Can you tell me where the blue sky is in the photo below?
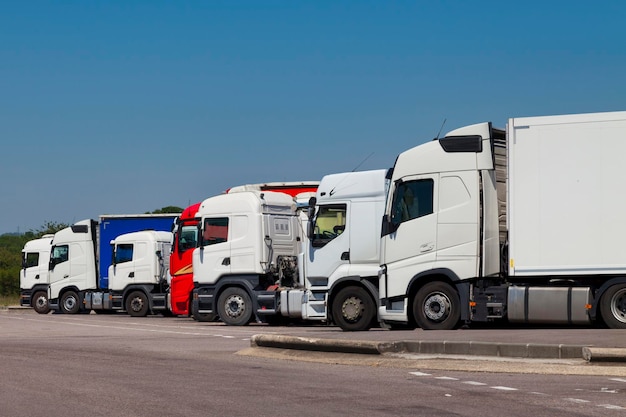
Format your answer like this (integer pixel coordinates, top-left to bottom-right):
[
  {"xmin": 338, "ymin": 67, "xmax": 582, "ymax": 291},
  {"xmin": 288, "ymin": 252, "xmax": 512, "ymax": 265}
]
[{"xmin": 1, "ymin": 1, "xmax": 625, "ymax": 234}]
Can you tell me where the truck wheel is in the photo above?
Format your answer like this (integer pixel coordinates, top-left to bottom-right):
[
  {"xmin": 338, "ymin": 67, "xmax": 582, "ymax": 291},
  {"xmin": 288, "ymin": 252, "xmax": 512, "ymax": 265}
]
[
  {"xmin": 190, "ymin": 300, "xmax": 217, "ymax": 322},
  {"xmin": 126, "ymin": 291, "xmax": 149, "ymax": 317},
  {"xmin": 413, "ymin": 282, "xmax": 460, "ymax": 330},
  {"xmin": 599, "ymin": 284, "xmax": 626, "ymax": 329},
  {"xmin": 32, "ymin": 291, "xmax": 50, "ymax": 314},
  {"xmin": 60, "ymin": 291, "xmax": 80, "ymax": 314},
  {"xmin": 332, "ymin": 286, "xmax": 375, "ymax": 331},
  {"xmin": 217, "ymin": 287, "xmax": 252, "ymax": 326}
]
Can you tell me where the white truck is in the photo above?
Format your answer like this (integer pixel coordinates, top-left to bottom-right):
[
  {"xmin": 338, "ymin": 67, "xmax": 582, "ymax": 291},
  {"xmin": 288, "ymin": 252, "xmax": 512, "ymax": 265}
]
[
  {"xmin": 191, "ymin": 169, "xmax": 387, "ymax": 330},
  {"xmin": 378, "ymin": 110, "xmax": 626, "ymax": 330},
  {"xmin": 48, "ymin": 215, "xmax": 177, "ymax": 316},
  {"xmin": 19, "ymin": 234, "xmax": 54, "ymax": 314}
]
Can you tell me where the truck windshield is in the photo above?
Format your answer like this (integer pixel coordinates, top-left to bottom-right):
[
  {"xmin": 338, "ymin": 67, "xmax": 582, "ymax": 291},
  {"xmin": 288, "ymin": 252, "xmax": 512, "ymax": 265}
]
[
  {"xmin": 311, "ymin": 204, "xmax": 346, "ymax": 247},
  {"xmin": 178, "ymin": 225, "xmax": 199, "ymax": 252}
]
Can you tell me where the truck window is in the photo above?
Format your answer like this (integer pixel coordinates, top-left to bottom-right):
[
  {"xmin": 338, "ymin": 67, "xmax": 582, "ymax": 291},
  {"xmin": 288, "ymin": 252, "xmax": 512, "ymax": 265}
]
[
  {"xmin": 392, "ymin": 179, "xmax": 434, "ymax": 223},
  {"xmin": 24, "ymin": 252, "xmax": 39, "ymax": 268},
  {"xmin": 202, "ymin": 218, "xmax": 229, "ymax": 246},
  {"xmin": 178, "ymin": 225, "xmax": 198, "ymax": 251},
  {"xmin": 311, "ymin": 204, "xmax": 346, "ymax": 247},
  {"xmin": 51, "ymin": 245, "xmax": 69, "ymax": 264},
  {"xmin": 115, "ymin": 244, "xmax": 133, "ymax": 264}
]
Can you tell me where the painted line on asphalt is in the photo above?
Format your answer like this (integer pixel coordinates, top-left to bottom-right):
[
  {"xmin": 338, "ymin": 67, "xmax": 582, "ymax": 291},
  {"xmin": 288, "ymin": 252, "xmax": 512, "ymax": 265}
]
[
  {"xmin": 462, "ymin": 381, "xmax": 487, "ymax": 386},
  {"xmin": 409, "ymin": 371, "xmax": 625, "ymax": 410},
  {"xmin": 565, "ymin": 398, "xmax": 590, "ymax": 403},
  {"xmin": 598, "ymin": 404, "xmax": 625, "ymax": 410},
  {"xmin": 4, "ymin": 315, "xmax": 240, "ymax": 339},
  {"xmin": 490, "ymin": 386, "xmax": 518, "ymax": 391}
]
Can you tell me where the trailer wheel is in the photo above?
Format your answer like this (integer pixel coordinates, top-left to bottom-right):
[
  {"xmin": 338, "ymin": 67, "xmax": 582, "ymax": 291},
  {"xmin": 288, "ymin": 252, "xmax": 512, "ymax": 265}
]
[
  {"xmin": 332, "ymin": 286, "xmax": 375, "ymax": 331},
  {"xmin": 126, "ymin": 291, "xmax": 149, "ymax": 317},
  {"xmin": 413, "ymin": 282, "xmax": 460, "ymax": 330},
  {"xmin": 217, "ymin": 287, "xmax": 252, "ymax": 326},
  {"xmin": 60, "ymin": 291, "xmax": 80, "ymax": 314},
  {"xmin": 32, "ymin": 291, "xmax": 50, "ymax": 314},
  {"xmin": 599, "ymin": 284, "xmax": 626, "ymax": 329}
]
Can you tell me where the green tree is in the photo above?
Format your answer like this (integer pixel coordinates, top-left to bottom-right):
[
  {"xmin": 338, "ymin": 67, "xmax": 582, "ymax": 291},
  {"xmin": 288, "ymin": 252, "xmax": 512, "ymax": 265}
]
[{"xmin": 147, "ymin": 206, "xmax": 183, "ymax": 214}]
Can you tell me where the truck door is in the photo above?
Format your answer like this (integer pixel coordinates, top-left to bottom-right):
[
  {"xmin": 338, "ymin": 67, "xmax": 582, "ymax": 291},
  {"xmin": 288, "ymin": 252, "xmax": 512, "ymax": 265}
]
[
  {"xmin": 196, "ymin": 217, "xmax": 231, "ymax": 284},
  {"xmin": 382, "ymin": 176, "xmax": 438, "ymax": 298},
  {"xmin": 109, "ymin": 243, "xmax": 135, "ymax": 290},
  {"xmin": 22, "ymin": 250, "xmax": 46, "ymax": 290},
  {"xmin": 305, "ymin": 203, "xmax": 349, "ymax": 284},
  {"xmin": 49, "ymin": 244, "xmax": 70, "ymax": 285}
]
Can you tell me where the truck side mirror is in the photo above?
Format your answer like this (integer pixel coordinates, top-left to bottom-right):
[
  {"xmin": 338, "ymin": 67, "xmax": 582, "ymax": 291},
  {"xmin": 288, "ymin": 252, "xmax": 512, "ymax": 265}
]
[
  {"xmin": 307, "ymin": 197, "xmax": 317, "ymax": 219},
  {"xmin": 307, "ymin": 218, "xmax": 315, "ymax": 240},
  {"xmin": 381, "ymin": 214, "xmax": 399, "ymax": 237}
]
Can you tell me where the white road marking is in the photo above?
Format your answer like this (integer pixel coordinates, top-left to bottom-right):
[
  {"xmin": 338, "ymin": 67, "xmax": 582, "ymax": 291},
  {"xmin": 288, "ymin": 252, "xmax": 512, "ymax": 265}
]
[
  {"xmin": 565, "ymin": 398, "xmax": 590, "ymax": 403},
  {"xmin": 409, "ymin": 372, "xmax": 431, "ymax": 376},
  {"xmin": 490, "ymin": 386, "xmax": 518, "ymax": 391},
  {"xmin": 598, "ymin": 404, "xmax": 625, "ymax": 410},
  {"xmin": 609, "ymin": 378, "xmax": 626, "ymax": 383},
  {"xmin": 463, "ymin": 381, "xmax": 487, "ymax": 386},
  {"xmin": 435, "ymin": 376, "xmax": 459, "ymax": 381}
]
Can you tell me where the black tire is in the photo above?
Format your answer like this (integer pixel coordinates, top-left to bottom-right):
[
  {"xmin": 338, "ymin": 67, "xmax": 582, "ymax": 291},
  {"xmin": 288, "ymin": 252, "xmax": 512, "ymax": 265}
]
[
  {"xmin": 413, "ymin": 281, "xmax": 460, "ymax": 330},
  {"xmin": 331, "ymin": 286, "xmax": 376, "ymax": 331},
  {"xmin": 32, "ymin": 291, "xmax": 50, "ymax": 314},
  {"xmin": 60, "ymin": 291, "xmax": 81, "ymax": 315},
  {"xmin": 190, "ymin": 299, "xmax": 217, "ymax": 322},
  {"xmin": 125, "ymin": 291, "xmax": 149, "ymax": 317},
  {"xmin": 217, "ymin": 287, "xmax": 252, "ymax": 326},
  {"xmin": 599, "ymin": 284, "xmax": 626, "ymax": 329}
]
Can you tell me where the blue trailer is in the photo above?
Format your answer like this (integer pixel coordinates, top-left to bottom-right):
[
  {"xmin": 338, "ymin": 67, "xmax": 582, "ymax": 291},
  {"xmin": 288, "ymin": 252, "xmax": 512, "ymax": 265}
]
[
  {"xmin": 98, "ymin": 215, "xmax": 178, "ymax": 288},
  {"xmin": 47, "ymin": 213, "xmax": 180, "ymax": 315}
]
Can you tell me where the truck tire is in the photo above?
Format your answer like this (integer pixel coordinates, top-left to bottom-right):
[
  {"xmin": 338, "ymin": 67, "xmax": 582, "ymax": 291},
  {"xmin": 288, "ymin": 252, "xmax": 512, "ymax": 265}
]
[
  {"xmin": 60, "ymin": 291, "xmax": 80, "ymax": 314},
  {"xmin": 413, "ymin": 282, "xmax": 460, "ymax": 330},
  {"xmin": 599, "ymin": 284, "xmax": 626, "ymax": 329},
  {"xmin": 217, "ymin": 287, "xmax": 252, "ymax": 326},
  {"xmin": 125, "ymin": 291, "xmax": 149, "ymax": 317},
  {"xmin": 332, "ymin": 286, "xmax": 375, "ymax": 331},
  {"xmin": 32, "ymin": 290, "xmax": 50, "ymax": 314}
]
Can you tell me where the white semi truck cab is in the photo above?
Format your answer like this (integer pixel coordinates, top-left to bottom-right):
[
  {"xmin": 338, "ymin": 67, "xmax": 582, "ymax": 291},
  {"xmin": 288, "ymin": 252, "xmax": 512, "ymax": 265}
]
[
  {"xmin": 379, "ymin": 110, "xmax": 626, "ymax": 329},
  {"xmin": 19, "ymin": 234, "xmax": 54, "ymax": 314},
  {"xmin": 192, "ymin": 170, "xmax": 388, "ymax": 330}
]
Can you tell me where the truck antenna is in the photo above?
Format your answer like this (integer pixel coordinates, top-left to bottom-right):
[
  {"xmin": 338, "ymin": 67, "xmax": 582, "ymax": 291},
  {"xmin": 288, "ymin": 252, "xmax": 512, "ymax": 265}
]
[
  {"xmin": 434, "ymin": 118, "xmax": 447, "ymax": 140},
  {"xmin": 329, "ymin": 152, "xmax": 375, "ymax": 196},
  {"xmin": 351, "ymin": 152, "xmax": 374, "ymax": 172}
]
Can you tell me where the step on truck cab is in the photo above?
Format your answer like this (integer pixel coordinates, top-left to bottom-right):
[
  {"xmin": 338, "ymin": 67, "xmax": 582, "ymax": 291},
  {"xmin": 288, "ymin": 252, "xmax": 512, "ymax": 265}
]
[
  {"xmin": 19, "ymin": 234, "xmax": 54, "ymax": 314},
  {"xmin": 378, "ymin": 110, "xmax": 626, "ymax": 330}
]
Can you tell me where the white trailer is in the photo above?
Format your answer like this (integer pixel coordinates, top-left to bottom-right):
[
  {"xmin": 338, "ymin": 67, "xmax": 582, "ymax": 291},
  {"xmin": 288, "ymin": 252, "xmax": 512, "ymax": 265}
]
[
  {"xmin": 19, "ymin": 234, "xmax": 54, "ymax": 314},
  {"xmin": 378, "ymin": 110, "xmax": 626, "ymax": 329},
  {"xmin": 192, "ymin": 170, "xmax": 388, "ymax": 330}
]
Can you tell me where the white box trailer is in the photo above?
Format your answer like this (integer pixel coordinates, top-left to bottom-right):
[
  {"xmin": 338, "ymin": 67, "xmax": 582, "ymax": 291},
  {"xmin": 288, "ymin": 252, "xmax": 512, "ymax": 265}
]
[{"xmin": 378, "ymin": 110, "xmax": 626, "ymax": 329}]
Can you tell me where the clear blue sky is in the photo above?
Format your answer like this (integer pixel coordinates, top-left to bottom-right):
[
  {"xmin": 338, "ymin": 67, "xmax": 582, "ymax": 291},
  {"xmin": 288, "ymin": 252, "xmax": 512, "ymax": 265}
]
[{"xmin": 1, "ymin": 1, "xmax": 624, "ymax": 234}]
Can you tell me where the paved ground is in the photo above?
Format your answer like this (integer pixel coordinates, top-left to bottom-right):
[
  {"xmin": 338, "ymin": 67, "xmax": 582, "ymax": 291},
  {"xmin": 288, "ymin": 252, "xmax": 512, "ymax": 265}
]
[{"xmin": 4, "ymin": 306, "xmax": 626, "ymax": 362}]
